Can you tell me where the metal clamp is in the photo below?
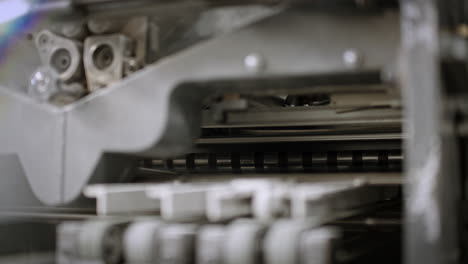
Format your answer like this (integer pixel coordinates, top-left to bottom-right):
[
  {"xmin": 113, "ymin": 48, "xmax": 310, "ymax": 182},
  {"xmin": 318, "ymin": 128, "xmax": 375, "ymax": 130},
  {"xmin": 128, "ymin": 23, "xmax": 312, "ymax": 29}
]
[
  {"xmin": 84, "ymin": 34, "xmax": 134, "ymax": 91},
  {"xmin": 34, "ymin": 30, "xmax": 83, "ymax": 83}
]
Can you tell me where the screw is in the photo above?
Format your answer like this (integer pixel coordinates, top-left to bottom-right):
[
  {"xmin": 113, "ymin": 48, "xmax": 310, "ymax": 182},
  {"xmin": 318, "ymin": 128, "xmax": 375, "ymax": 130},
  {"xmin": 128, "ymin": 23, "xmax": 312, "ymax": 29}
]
[
  {"xmin": 244, "ymin": 53, "xmax": 266, "ymax": 73},
  {"xmin": 343, "ymin": 49, "xmax": 364, "ymax": 69},
  {"xmin": 38, "ymin": 34, "xmax": 49, "ymax": 46}
]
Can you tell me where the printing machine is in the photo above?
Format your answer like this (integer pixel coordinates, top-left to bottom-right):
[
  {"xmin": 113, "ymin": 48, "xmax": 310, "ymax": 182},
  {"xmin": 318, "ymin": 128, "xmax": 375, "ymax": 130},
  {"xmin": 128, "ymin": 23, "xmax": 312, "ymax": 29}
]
[{"xmin": 0, "ymin": 0, "xmax": 466, "ymax": 263}]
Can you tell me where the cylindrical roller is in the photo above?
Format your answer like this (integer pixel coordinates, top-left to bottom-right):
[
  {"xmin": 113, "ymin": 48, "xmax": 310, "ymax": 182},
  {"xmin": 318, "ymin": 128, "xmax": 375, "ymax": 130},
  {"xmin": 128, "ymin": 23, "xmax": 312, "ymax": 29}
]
[
  {"xmin": 194, "ymin": 153, "xmax": 210, "ymax": 171},
  {"xmin": 196, "ymin": 225, "xmax": 227, "ymax": 264},
  {"xmin": 240, "ymin": 153, "xmax": 256, "ymax": 172},
  {"xmin": 263, "ymin": 152, "xmax": 279, "ymax": 171},
  {"xmin": 336, "ymin": 151, "xmax": 353, "ymax": 170},
  {"xmin": 217, "ymin": 152, "xmax": 233, "ymax": 173},
  {"xmin": 159, "ymin": 224, "xmax": 198, "ymax": 264},
  {"xmin": 288, "ymin": 152, "xmax": 303, "ymax": 172},
  {"xmin": 298, "ymin": 227, "xmax": 340, "ymax": 264},
  {"xmin": 123, "ymin": 218, "xmax": 165, "ymax": 264},
  {"xmin": 362, "ymin": 151, "xmax": 379, "ymax": 170},
  {"xmin": 77, "ymin": 219, "xmax": 128, "ymax": 264},
  {"xmin": 264, "ymin": 220, "xmax": 315, "ymax": 264},
  {"xmin": 387, "ymin": 150, "xmax": 403, "ymax": 170},
  {"xmin": 224, "ymin": 219, "xmax": 267, "ymax": 264},
  {"xmin": 311, "ymin": 153, "xmax": 328, "ymax": 170},
  {"xmin": 173, "ymin": 158, "xmax": 187, "ymax": 171},
  {"xmin": 57, "ymin": 221, "xmax": 82, "ymax": 264}
]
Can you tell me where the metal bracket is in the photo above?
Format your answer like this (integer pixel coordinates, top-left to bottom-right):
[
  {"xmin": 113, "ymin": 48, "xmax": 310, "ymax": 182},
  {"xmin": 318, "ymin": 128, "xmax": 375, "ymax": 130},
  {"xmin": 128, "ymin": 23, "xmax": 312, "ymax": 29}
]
[{"xmin": 0, "ymin": 10, "xmax": 400, "ymax": 205}]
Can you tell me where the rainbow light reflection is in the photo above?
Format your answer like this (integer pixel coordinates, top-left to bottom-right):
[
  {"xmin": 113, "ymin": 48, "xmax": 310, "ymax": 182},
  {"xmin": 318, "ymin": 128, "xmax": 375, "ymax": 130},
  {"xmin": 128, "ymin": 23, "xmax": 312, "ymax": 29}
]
[{"xmin": 0, "ymin": 0, "xmax": 43, "ymax": 63}]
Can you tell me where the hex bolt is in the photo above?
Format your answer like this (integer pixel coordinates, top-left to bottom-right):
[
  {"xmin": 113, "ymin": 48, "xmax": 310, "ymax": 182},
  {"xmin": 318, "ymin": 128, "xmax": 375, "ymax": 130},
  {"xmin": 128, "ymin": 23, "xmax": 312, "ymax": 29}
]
[
  {"xmin": 342, "ymin": 49, "xmax": 364, "ymax": 69},
  {"xmin": 244, "ymin": 53, "xmax": 266, "ymax": 73}
]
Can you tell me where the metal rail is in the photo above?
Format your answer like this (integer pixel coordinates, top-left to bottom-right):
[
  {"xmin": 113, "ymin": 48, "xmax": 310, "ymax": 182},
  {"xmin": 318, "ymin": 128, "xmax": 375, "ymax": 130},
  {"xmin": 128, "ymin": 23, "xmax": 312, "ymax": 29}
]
[{"xmin": 145, "ymin": 149, "xmax": 403, "ymax": 174}]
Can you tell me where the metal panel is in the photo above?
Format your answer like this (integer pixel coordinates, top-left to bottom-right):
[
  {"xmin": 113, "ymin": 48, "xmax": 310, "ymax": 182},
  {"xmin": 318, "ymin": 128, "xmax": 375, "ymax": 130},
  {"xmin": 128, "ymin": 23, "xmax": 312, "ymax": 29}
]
[
  {"xmin": 401, "ymin": 0, "xmax": 461, "ymax": 263},
  {"xmin": 0, "ymin": 89, "xmax": 64, "ymax": 204},
  {"xmin": 0, "ymin": 10, "xmax": 400, "ymax": 204}
]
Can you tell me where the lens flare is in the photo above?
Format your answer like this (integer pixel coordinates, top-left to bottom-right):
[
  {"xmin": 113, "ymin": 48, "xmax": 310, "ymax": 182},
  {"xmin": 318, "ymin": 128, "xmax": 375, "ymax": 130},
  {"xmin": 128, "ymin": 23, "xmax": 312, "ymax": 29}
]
[
  {"xmin": 0, "ymin": 0, "xmax": 42, "ymax": 63},
  {"xmin": 0, "ymin": 0, "xmax": 31, "ymax": 24}
]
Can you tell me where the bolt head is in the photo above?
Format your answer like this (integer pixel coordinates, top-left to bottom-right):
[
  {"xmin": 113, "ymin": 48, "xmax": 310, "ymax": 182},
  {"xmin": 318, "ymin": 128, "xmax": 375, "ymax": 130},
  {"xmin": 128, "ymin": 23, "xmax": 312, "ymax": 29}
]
[
  {"xmin": 244, "ymin": 53, "xmax": 266, "ymax": 73},
  {"xmin": 38, "ymin": 34, "xmax": 49, "ymax": 46}
]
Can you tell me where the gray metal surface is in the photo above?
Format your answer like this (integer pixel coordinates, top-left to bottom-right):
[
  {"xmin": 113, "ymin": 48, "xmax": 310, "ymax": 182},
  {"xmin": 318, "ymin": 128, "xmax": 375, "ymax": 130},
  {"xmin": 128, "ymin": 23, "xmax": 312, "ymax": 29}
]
[
  {"xmin": 0, "ymin": 155, "xmax": 42, "ymax": 209},
  {"xmin": 196, "ymin": 133, "xmax": 402, "ymax": 143},
  {"xmin": 84, "ymin": 184, "xmax": 160, "ymax": 215},
  {"xmin": 81, "ymin": 178, "xmax": 398, "ymax": 223},
  {"xmin": 401, "ymin": 0, "xmax": 461, "ymax": 264},
  {"xmin": 0, "ymin": 253, "xmax": 55, "ymax": 264},
  {"xmin": 201, "ymin": 106, "xmax": 401, "ymax": 128},
  {"xmin": 0, "ymin": 10, "xmax": 400, "ymax": 205}
]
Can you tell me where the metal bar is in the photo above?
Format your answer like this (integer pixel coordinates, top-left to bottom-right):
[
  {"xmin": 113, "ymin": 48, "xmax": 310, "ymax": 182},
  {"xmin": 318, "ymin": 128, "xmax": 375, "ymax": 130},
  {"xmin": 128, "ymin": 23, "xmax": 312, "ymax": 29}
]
[
  {"xmin": 202, "ymin": 107, "xmax": 401, "ymax": 128},
  {"xmin": 84, "ymin": 184, "xmax": 161, "ymax": 215},
  {"xmin": 401, "ymin": 0, "xmax": 461, "ymax": 263},
  {"xmin": 146, "ymin": 150, "xmax": 403, "ymax": 174},
  {"xmin": 197, "ymin": 133, "xmax": 403, "ymax": 144},
  {"xmin": 134, "ymin": 171, "xmax": 403, "ymax": 185},
  {"xmin": 0, "ymin": 211, "xmax": 95, "ymax": 221}
]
